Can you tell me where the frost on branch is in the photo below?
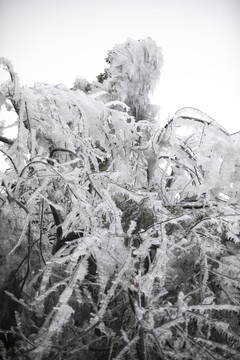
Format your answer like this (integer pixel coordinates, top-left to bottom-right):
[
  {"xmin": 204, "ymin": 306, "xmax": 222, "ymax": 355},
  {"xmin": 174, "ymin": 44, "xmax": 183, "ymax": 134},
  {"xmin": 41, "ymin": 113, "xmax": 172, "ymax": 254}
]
[{"xmin": 1, "ymin": 39, "xmax": 240, "ymax": 360}]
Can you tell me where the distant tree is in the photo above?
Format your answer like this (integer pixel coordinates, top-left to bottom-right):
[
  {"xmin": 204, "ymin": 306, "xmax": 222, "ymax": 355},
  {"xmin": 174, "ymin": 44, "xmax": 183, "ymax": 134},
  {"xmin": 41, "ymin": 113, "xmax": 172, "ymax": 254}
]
[
  {"xmin": 96, "ymin": 37, "xmax": 163, "ymax": 121},
  {"xmin": 0, "ymin": 40, "xmax": 240, "ymax": 360}
]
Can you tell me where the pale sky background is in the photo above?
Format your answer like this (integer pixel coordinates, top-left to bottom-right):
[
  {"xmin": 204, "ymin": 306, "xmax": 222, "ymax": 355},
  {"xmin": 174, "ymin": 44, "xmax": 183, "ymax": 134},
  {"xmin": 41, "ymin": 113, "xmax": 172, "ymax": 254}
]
[{"xmin": 0, "ymin": 0, "xmax": 240, "ymax": 133}]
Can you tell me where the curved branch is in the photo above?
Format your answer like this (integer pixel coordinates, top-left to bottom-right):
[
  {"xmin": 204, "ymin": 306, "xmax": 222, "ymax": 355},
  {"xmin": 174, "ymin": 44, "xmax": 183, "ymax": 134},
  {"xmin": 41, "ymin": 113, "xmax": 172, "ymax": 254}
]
[
  {"xmin": 19, "ymin": 160, "xmax": 55, "ymax": 178},
  {"xmin": 158, "ymin": 108, "xmax": 230, "ymax": 146},
  {"xmin": 49, "ymin": 147, "xmax": 77, "ymax": 158},
  {"xmin": 49, "ymin": 147, "xmax": 84, "ymax": 165},
  {"xmin": 0, "ymin": 148, "xmax": 18, "ymax": 174}
]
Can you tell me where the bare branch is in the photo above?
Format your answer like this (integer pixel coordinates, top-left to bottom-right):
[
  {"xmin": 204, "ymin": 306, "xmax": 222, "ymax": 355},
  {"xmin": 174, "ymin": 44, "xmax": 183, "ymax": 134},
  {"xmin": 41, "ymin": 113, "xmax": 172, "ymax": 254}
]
[{"xmin": 0, "ymin": 135, "xmax": 14, "ymax": 145}]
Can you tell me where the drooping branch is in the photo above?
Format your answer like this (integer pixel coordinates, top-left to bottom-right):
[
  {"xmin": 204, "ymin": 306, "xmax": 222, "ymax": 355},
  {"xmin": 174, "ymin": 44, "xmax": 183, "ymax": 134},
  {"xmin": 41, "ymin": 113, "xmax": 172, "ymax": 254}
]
[{"xmin": 0, "ymin": 57, "xmax": 21, "ymax": 114}]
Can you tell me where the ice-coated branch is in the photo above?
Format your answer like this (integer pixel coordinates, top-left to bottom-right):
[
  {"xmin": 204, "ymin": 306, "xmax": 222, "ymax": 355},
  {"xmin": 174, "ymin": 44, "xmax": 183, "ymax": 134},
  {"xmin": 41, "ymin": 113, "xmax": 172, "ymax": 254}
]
[{"xmin": 0, "ymin": 57, "xmax": 20, "ymax": 101}]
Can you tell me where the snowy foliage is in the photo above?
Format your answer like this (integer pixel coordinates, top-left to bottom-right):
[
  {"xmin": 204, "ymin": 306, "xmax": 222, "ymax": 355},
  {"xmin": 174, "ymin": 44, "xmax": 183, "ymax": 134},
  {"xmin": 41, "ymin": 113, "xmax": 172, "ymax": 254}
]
[{"xmin": 0, "ymin": 39, "xmax": 240, "ymax": 360}]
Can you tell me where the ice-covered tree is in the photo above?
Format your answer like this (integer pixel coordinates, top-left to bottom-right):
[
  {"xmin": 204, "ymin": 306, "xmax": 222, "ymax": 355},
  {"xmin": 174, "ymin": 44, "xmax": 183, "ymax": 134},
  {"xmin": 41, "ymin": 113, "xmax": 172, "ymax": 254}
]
[
  {"xmin": 1, "ymin": 38, "xmax": 240, "ymax": 360},
  {"xmin": 96, "ymin": 37, "xmax": 163, "ymax": 121}
]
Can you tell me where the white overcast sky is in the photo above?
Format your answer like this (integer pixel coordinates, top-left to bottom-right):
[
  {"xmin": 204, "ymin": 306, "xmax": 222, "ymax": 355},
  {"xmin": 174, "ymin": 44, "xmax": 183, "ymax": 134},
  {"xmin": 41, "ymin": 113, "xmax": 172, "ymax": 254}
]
[{"xmin": 0, "ymin": 0, "xmax": 240, "ymax": 133}]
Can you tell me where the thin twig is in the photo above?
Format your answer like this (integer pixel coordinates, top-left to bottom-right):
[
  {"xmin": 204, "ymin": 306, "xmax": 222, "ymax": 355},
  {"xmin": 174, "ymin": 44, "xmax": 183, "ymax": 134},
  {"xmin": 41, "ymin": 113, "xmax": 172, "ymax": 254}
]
[
  {"xmin": 187, "ymin": 213, "xmax": 240, "ymax": 234},
  {"xmin": 39, "ymin": 199, "xmax": 46, "ymax": 265},
  {"xmin": 20, "ymin": 223, "xmax": 32, "ymax": 293}
]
